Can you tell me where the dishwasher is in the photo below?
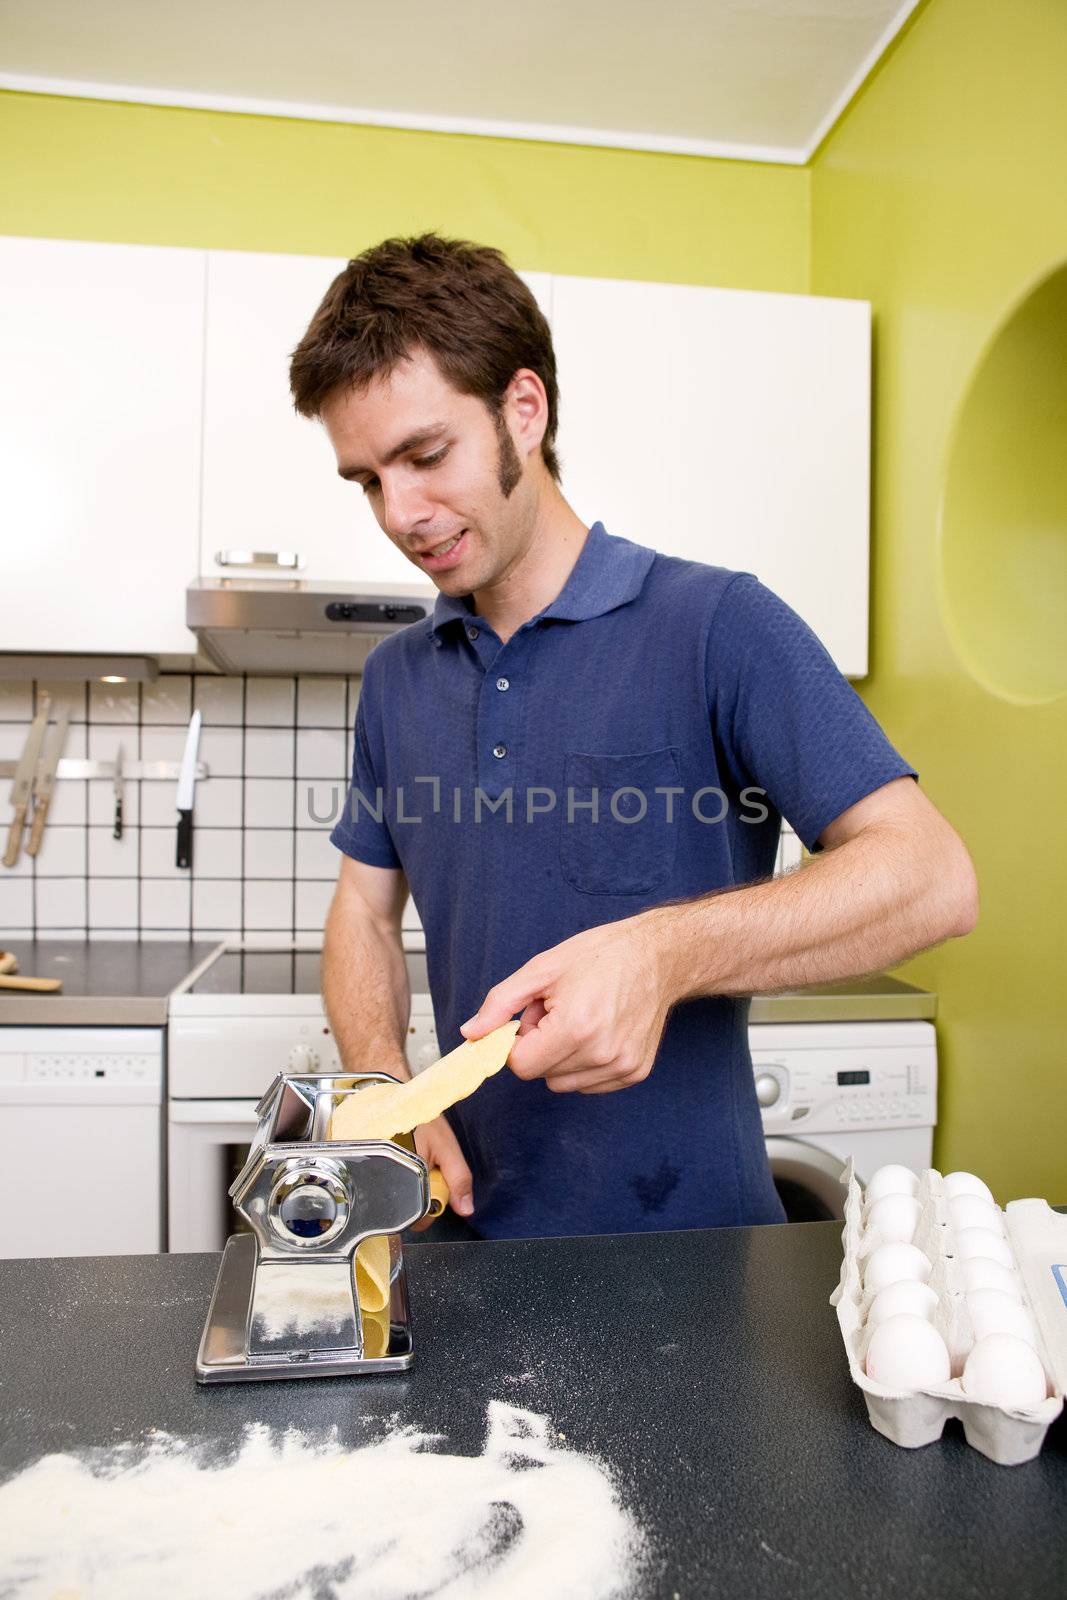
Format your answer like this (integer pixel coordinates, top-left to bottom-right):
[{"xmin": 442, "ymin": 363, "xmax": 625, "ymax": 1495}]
[{"xmin": 0, "ymin": 1026, "xmax": 164, "ymax": 1257}]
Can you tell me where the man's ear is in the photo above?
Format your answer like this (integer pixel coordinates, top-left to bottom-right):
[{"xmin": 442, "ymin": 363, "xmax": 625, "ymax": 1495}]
[{"xmin": 506, "ymin": 368, "xmax": 548, "ymax": 459}]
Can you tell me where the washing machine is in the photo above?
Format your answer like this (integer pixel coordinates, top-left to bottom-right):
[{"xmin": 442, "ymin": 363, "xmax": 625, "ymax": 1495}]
[{"xmin": 751, "ymin": 1019, "xmax": 937, "ymax": 1221}]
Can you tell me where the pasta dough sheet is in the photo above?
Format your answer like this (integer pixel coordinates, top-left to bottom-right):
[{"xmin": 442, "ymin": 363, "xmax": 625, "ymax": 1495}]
[
  {"xmin": 329, "ymin": 1021, "xmax": 520, "ymax": 1144},
  {"xmin": 355, "ymin": 1234, "xmax": 391, "ymax": 1316}
]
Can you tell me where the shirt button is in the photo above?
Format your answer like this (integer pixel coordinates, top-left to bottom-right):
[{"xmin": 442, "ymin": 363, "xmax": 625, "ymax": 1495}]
[
  {"xmin": 467, "ymin": 625, "xmax": 479, "ymax": 641},
  {"xmin": 492, "ymin": 743, "xmax": 507, "ymax": 759},
  {"xmin": 496, "ymin": 677, "xmax": 510, "ymax": 692}
]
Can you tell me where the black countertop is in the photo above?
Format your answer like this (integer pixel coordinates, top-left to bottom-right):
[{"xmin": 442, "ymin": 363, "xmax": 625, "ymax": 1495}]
[
  {"xmin": 0, "ymin": 939, "xmax": 220, "ymax": 1024},
  {"xmin": 1, "ymin": 1223, "xmax": 1063, "ymax": 1597}
]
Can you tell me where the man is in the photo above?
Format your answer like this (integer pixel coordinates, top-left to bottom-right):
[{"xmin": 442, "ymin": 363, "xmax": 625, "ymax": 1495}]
[{"xmin": 290, "ymin": 233, "xmax": 978, "ymax": 1239}]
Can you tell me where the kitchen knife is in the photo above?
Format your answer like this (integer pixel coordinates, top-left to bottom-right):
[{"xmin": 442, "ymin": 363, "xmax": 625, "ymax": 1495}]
[
  {"xmin": 26, "ymin": 704, "xmax": 71, "ymax": 858},
  {"xmin": 113, "ymin": 741, "xmax": 125, "ymax": 839},
  {"xmin": 3, "ymin": 694, "xmax": 51, "ymax": 868},
  {"xmin": 175, "ymin": 709, "xmax": 202, "ymax": 870}
]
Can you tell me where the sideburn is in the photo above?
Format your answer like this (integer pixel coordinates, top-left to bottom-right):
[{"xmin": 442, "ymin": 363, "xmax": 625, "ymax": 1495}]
[{"xmin": 494, "ymin": 410, "xmax": 523, "ymax": 499}]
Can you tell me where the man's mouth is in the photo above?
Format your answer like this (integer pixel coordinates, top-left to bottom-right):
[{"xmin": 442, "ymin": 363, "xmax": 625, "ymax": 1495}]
[{"xmin": 415, "ymin": 530, "xmax": 468, "ymax": 571}]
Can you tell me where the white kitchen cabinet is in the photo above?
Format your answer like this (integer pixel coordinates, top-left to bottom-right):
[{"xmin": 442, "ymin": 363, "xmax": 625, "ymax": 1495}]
[
  {"xmin": 200, "ymin": 250, "xmax": 553, "ymax": 586},
  {"xmin": 550, "ymin": 274, "xmax": 870, "ymax": 675},
  {"xmin": 0, "ymin": 237, "xmax": 203, "ymax": 654}
]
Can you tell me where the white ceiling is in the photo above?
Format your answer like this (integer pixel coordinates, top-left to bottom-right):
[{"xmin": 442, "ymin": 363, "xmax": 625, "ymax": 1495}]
[{"xmin": 0, "ymin": 0, "xmax": 921, "ymax": 163}]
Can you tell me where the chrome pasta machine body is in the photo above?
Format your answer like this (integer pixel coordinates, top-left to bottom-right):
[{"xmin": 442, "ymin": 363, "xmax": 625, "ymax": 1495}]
[{"xmin": 196, "ymin": 1070, "xmax": 430, "ymax": 1384}]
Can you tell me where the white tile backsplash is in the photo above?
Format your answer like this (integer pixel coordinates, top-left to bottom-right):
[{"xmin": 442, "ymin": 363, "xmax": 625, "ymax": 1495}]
[
  {"xmin": 243, "ymin": 830, "xmax": 295, "ymax": 880},
  {"xmin": 35, "ymin": 878, "xmax": 87, "ymax": 927},
  {"xmin": 245, "ymin": 677, "xmax": 295, "ymax": 726},
  {"xmin": 245, "ymin": 777, "xmax": 296, "ymax": 829},
  {"xmin": 142, "ymin": 676, "xmax": 192, "ymax": 725},
  {"xmin": 194, "ymin": 676, "xmax": 243, "ymax": 725},
  {"xmin": 33, "ymin": 826, "xmax": 86, "ymax": 877},
  {"xmin": 296, "ymin": 728, "xmax": 346, "ymax": 779},
  {"xmin": 296, "ymin": 677, "xmax": 347, "ymax": 727},
  {"xmin": 88, "ymin": 826, "xmax": 140, "ymax": 877},
  {"xmin": 2, "ymin": 671, "xmax": 359, "ymax": 941},
  {"xmin": 88, "ymin": 877, "xmax": 139, "ymax": 928},
  {"xmin": 89, "ymin": 681, "xmax": 140, "ymax": 724},
  {"xmin": 140, "ymin": 878, "xmax": 191, "ymax": 929},
  {"xmin": 0, "ymin": 878, "xmax": 33, "ymax": 926},
  {"xmin": 244, "ymin": 879, "xmax": 293, "ymax": 930},
  {"xmin": 0, "ymin": 683, "xmax": 33, "ymax": 721},
  {"xmin": 245, "ymin": 727, "xmax": 294, "ymax": 779}
]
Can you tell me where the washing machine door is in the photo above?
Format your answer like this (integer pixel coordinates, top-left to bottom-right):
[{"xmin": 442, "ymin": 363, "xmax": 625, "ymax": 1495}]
[{"xmin": 765, "ymin": 1137, "xmax": 847, "ymax": 1222}]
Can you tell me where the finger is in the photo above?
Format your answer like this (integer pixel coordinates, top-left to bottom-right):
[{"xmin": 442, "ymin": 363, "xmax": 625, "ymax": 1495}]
[
  {"xmin": 459, "ymin": 958, "xmax": 551, "ymax": 1039},
  {"xmin": 507, "ymin": 1007, "xmax": 578, "ymax": 1081},
  {"xmin": 414, "ymin": 1122, "xmax": 475, "ymax": 1217},
  {"xmin": 517, "ymin": 998, "xmax": 547, "ymax": 1036}
]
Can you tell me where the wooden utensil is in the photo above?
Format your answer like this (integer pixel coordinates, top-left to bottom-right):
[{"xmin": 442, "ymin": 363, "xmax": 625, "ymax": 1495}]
[{"xmin": 0, "ymin": 974, "xmax": 62, "ymax": 992}]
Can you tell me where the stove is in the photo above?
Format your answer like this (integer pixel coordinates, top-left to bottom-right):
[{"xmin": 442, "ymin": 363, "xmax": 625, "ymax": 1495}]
[{"xmin": 166, "ymin": 939, "xmax": 437, "ymax": 1252}]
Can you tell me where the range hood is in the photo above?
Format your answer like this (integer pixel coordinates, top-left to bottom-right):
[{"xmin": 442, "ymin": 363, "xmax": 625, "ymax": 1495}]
[{"xmin": 187, "ymin": 577, "xmax": 435, "ymax": 675}]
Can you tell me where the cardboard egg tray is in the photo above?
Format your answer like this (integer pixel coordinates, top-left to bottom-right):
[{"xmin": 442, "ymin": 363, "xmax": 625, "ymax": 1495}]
[{"xmin": 830, "ymin": 1159, "xmax": 1067, "ymax": 1465}]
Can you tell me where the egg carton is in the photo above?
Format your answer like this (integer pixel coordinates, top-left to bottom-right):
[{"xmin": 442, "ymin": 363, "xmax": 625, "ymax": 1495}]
[{"xmin": 830, "ymin": 1159, "xmax": 1067, "ymax": 1465}]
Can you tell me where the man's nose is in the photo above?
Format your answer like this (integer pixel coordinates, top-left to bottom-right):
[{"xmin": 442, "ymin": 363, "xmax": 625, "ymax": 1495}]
[{"xmin": 380, "ymin": 472, "xmax": 433, "ymax": 540}]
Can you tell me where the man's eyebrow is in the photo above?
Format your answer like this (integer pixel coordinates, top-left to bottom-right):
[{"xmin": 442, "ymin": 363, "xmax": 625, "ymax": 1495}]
[{"xmin": 337, "ymin": 424, "xmax": 448, "ymax": 481}]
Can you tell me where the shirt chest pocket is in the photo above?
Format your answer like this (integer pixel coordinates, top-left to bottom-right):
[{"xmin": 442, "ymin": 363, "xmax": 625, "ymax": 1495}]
[{"xmin": 559, "ymin": 748, "xmax": 681, "ymax": 896}]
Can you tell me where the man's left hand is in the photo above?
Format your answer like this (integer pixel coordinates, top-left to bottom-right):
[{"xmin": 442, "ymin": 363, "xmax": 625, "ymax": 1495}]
[{"xmin": 460, "ymin": 916, "xmax": 672, "ymax": 1094}]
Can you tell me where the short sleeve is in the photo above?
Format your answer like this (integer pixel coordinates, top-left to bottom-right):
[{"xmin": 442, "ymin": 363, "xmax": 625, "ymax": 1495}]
[
  {"xmin": 329, "ymin": 688, "xmax": 402, "ymax": 869},
  {"xmin": 707, "ymin": 575, "xmax": 917, "ymax": 851}
]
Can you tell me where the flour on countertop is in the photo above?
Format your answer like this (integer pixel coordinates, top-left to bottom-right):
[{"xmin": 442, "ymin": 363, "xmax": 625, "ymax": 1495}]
[{"xmin": 0, "ymin": 1402, "xmax": 647, "ymax": 1599}]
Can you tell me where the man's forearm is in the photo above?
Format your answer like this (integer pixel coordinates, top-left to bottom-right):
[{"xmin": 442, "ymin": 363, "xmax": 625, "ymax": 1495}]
[
  {"xmin": 322, "ymin": 885, "xmax": 411, "ymax": 1078},
  {"xmin": 643, "ymin": 811, "xmax": 977, "ymax": 1005}
]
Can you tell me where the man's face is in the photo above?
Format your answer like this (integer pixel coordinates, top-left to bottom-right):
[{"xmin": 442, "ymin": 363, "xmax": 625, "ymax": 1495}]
[{"xmin": 320, "ymin": 347, "xmax": 537, "ymax": 597}]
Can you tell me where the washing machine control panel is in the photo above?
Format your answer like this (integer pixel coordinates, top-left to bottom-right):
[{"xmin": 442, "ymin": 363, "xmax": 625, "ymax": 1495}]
[{"xmin": 750, "ymin": 1021, "xmax": 937, "ymax": 1136}]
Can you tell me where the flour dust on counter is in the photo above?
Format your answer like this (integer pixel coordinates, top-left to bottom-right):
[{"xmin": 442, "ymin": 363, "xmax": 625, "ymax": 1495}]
[{"xmin": 0, "ymin": 1401, "xmax": 649, "ymax": 1599}]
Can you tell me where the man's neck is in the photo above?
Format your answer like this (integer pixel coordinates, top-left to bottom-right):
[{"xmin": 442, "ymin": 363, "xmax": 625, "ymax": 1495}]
[{"xmin": 471, "ymin": 490, "xmax": 589, "ymax": 645}]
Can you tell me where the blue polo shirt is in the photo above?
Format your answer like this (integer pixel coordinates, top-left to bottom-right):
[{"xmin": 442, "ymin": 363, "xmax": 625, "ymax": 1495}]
[{"xmin": 331, "ymin": 522, "xmax": 915, "ymax": 1238}]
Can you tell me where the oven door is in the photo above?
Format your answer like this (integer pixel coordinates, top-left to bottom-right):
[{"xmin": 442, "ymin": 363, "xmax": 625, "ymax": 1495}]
[{"xmin": 168, "ymin": 1100, "xmax": 259, "ymax": 1252}]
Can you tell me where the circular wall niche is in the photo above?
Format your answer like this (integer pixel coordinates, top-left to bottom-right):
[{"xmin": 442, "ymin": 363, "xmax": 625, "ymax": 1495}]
[{"xmin": 939, "ymin": 262, "xmax": 1067, "ymax": 705}]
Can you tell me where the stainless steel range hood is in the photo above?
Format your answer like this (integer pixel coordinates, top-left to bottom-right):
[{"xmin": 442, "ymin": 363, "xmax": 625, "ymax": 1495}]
[{"xmin": 187, "ymin": 578, "xmax": 435, "ymax": 675}]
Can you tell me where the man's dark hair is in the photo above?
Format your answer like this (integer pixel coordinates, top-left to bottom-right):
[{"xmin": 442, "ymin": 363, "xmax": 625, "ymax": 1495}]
[{"xmin": 289, "ymin": 233, "xmax": 561, "ymax": 482}]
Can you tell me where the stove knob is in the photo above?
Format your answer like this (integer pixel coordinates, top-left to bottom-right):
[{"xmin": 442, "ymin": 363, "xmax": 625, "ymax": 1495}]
[
  {"xmin": 288, "ymin": 1044, "xmax": 321, "ymax": 1072},
  {"xmin": 415, "ymin": 1042, "xmax": 439, "ymax": 1070},
  {"xmin": 755, "ymin": 1073, "xmax": 781, "ymax": 1108}
]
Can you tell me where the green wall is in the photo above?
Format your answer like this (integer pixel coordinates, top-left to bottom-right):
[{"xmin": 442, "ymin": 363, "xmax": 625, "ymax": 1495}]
[
  {"xmin": 812, "ymin": 0, "xmax": 1067, "ymax": 1200},
  {"xmin": 0, "ymin": 91, "xmax": 808, "ymax": 291}
]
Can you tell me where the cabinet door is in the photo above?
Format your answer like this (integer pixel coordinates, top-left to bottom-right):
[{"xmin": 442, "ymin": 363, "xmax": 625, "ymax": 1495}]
[
  {"xmin": 201, "ymin": 252, "xmax": 554, "ymax": 586},
  {"xmin": 0, "ymin": 236, "xmax": 203, "ymax": 654},
  {"xmin": 550, "ymin": 275, "xmax": 870, "ymax": 676}
]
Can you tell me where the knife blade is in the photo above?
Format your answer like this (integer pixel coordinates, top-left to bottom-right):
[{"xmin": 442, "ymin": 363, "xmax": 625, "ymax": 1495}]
[
  {"xmin": 175, "ymin": 709, "xmax": 202, "ymax": 870},
  {"xmin": 3, "ymin": 693, "xmax": 52, "ymax": 868},
  {"xmin": 113, "ymin": 742, "xmax": 125, "ymax": 840},
  {"xmin": 26, "ymin": 704, "xmax": 71, "ymax": 858}
]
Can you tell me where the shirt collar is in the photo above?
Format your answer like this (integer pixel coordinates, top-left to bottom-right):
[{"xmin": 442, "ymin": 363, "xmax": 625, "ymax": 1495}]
[{"xmin": 430, "ymin": 522, "xmax": 654, "ymax": 639}]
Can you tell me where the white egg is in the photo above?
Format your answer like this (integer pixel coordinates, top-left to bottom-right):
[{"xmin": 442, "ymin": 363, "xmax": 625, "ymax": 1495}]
[
  {"xmin": 865, "ymin": 1314, "xmax": 951, "ymax": 1391},
  {"xmin": 866, "ymin": 1279, "xmax": 939, "ymax": 1329},
  {"xmin": 948, "ymin": 1194, "xmax": 1005, "ymax": 1236},
  {"xmin": 961, "ymin": 1333, "xmax": 1048, "ymax": 1410},
  {"xmin": 942, "ymin": 1170, "xmax": 995, "ymax": 1206},
  {"xmin": 955, "ymin": 1227, "xmax": 1014, "ymax": 1270},
  {"xmin": 864, "ymin": 1164, "xmax": 920, "ymax": 1207},
  {"xmin": 863, "ymin": 1241, "xmax": 933, "ymax": 1295},
  {"xmin": 966, "ymin": 1288, "xmax": 1039, "ymax": 1348},
  {"xmin": 960, "ymin": 1258, "xmax": 1023, "ymax": 1299},
  {"xmin": 865, "ymin": 1193, "xmax": 922, "ymax": 1246}
]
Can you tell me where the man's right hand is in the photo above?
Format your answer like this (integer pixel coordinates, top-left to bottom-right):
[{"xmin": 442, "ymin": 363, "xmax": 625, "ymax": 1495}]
[{"xmin": 411, "ymin": 1114, "xmax": 475, "ymax": 1230}]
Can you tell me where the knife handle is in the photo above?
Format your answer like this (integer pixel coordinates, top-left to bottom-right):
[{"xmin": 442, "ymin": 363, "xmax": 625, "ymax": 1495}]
[
  {"xmin": 176, "ymin": 808, "xmax": 193, "ymax": 870},
  {"xmin": 25, "ymin": 795, "xmax": 52, "ymax": 858},
  {"xmin": 114, "ymin": 792, "xmax": 124, "ymax": 840},
  {"xmin": 3, "ymin": 803, "xmax": 28, "ymax": 868}
]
